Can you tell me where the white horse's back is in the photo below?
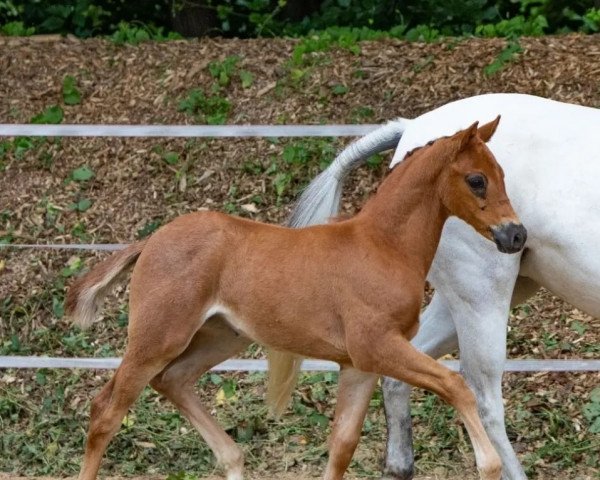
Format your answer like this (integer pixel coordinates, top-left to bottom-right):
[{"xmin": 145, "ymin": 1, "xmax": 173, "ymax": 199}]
[{"xmin": 395, "ymin": 93, "xmax": 600, "ymax": 316}]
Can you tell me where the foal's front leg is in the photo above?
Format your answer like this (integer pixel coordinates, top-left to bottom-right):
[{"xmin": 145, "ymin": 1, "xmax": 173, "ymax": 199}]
[
  {"xmin": 382, "ymin": 292, "xmax": 459, "ymax": 479},
  {"xmin": 348, "ymin": 327, "xmax": 502, "ymax": 480},
  {"xmin": 324, "ymin": 367, "xmax": 379, "ymax": 480}
]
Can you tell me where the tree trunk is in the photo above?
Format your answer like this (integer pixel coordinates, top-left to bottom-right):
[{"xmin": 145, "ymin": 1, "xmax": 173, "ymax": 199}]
[
  {"xmin": 284, "ymin": 0, "xmax": 323, "ymax": 21},
  {"xmin": 171, "ymin": 0, "xmax": 219, "ymax": 37}
]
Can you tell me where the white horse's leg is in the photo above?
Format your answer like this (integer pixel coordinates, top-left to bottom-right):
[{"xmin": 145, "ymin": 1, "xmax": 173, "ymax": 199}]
[
  {"xmin": 382, "ymin": 292, "xmax": 458, "ymax": 479},
  {"xmin": 436, "ymin": 245, "xmax": 524, "ymax": 480},
  {"xmin": 448, "ymin": 295, "xmax": 524, "ymax": 478}
]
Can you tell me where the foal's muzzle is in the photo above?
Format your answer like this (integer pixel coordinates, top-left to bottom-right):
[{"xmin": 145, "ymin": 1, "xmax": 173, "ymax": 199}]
[{"xmin": 490, "ymin": 222, "xmax": 527, "ymax": 254}]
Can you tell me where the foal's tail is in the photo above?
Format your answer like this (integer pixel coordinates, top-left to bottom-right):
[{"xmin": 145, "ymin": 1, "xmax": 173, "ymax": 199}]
[
  {"xmin": 65, "ymin": 241, "xmax": 147, "ymax": 329},
  {"xmin": 266, "ymin": 119, "xmax": 407, "ymax": 416}
]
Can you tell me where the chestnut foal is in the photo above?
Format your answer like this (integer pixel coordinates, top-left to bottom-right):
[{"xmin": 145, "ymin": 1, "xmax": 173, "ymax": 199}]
[{"xmin": 66, "ymin": 118, "xmax": 525, "ymax": 480}]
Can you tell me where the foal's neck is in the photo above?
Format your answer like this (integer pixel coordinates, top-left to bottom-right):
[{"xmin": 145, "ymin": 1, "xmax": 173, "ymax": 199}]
[{"xmin": 355, "ymin": 149, "xmax": 449, "ymax": 276}]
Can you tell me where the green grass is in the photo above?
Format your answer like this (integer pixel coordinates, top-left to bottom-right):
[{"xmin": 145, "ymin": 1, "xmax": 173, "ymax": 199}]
[{"xmin": 2, "ymin": 366, "xmax": 597, "ymax": 477}]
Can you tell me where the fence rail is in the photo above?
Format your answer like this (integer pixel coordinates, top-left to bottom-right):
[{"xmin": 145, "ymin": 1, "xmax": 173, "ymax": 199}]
[
  {"xmin": 1, "ymin": 122, "xmax": 597, "ymax": 374},
  {"xmin": 1, "ymin": 357, "xmax": 599, "ymax": 372},
  {"xmin": 0, "ymin": 124, "xmax": 379, "ymax": 138}
]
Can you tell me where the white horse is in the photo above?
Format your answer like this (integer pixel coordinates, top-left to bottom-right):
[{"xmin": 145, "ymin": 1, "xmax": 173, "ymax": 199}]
[{"xmin": 285, "ymin": 93, "xmax": 600, "ymax": 479}]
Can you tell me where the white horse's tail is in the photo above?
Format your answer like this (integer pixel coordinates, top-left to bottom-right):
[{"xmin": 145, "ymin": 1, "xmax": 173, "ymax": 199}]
[
  {"xmin": 266, "ymin": 119, "xmax": 408, "ymax": 416},
  {"xmin": 287, "ymin": 118, "xmax": 408, "ymax": 227}
]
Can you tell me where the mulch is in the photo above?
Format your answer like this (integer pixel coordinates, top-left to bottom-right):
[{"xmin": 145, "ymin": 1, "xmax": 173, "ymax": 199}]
[{"xmin": 0, "ymin": 34, "xmax": 598, "ymax": 479}]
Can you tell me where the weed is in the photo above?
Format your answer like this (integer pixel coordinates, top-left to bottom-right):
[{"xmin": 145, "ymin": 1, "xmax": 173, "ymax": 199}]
[
  {"xmin": 13, "ymin": 137, "xmax": 35, "ymax": 159},
  {"xmin": 208, "ymin": 56, "xmax": 240, "ymax": 88},
  {"xmin": 163, "ymin": 151, "xmax": 180, "ymax": 165},
  {"xmin": 350, "ymin": 106, "xmax": 375, "ymax": 123},
  {"xmin": 178, "ymin": 89, "xmax": 231, "ymax": 125},
  {"xmin": 412, "ymin": 55, "xmax": 435, "ymax": 73},
  {"xmin": 239, "ymin": 70, "xmax": 254, "ymax": 88},
  {"xmin": 0, "ymin": 209, "xmax": 15, "ymax": 243},
  {"xmin": 366, "ymin": 154, "xmax": 384, "ymax": 169},
  {"xmin": 62, "ymin": 75, "xmax": 82, "ymax": 105},
  {"xmin": 69, "ymin": 198, "xmax": 92, "ymax": 213},
  {"xmin": 583, "ymin": 387, "xmax": 600, "ymax": 433},
  {"xmin": 70, "ymin": 222, "xmax": 90, "ymax": 241},
  {"xmin": 265, "ymin": 138, "xmax": 338, "ymax": 203},
  {"xmin": 331, "ymin": 84, "xmax": 348, "ymax": 95},
  {"xmin": 137, "ymin": 220, "xmax": 161, "ymax": 239},
  {"xmin": 70, "ymin": 165, "xmax": 94, "ymax": 182},
  {"xmin": 484, "ymin": 38, "xmax": 523, "ymax": 76},
  {"xmin": 30, "ymin": 105, "xmax": 64, "ymax": 125}
]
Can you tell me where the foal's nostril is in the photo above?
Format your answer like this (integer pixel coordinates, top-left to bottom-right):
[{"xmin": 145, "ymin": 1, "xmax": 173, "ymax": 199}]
[
  {"xmin": 512, "ymin": 224, "xmax": 527, "ymax": 250},
  {"xmin": 513, "ymin": 232, "xmax": 523, "ymax": 248},
  {"xmin": 491, "ymin": 222, "xmax": 527, "ymax": 254}
]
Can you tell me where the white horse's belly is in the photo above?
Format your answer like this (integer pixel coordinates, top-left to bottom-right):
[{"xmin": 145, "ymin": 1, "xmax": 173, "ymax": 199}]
[{"xmin": 521, "ymin": 242, "xmax": 600, "ymax": 317}]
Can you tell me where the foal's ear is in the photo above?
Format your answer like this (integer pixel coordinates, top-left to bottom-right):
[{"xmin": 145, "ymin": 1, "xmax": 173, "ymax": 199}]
[
  {"xmin": 456, "ymin": 121, "xmax": 479, "ymax": 152},
  {"xmin": 478, "ymin": 115, "xmax": 501, "ymax": 142}
]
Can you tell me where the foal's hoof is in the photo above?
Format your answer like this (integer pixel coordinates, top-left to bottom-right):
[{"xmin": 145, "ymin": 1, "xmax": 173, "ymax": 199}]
[
  {"xmin": 381, "ymin": 466, "xmax": 414, "ymax": 480},
  {"xmin": 478, "ymin": 462, "xmax": 502, "ymax": 480}
]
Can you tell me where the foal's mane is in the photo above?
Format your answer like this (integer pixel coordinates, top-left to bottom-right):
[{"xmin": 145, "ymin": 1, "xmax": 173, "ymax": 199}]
[{"xmin": 400, "ymin": 134, "xmax": 452, "ymax": 164}]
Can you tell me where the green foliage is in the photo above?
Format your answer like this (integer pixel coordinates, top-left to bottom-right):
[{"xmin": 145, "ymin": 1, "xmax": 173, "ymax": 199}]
[
  {"xmin": 477, "ymin": 14, "xmax": 549, "ymax": 37},
  {"xmin": 62, "ymin": 75, "xmax": 82, "ymax": 105},
  {"xmin": 110, "ymin": 21, "xmax": 182, "ymax": 44},
  {"xmin": 291, "ymin": 26, "xmax": 393, "ymax": 65},
  {"xmin": 0, "ymin": 0, "xmax": 173, "ymax": 38},
  {"xmin": 404, "ymin": 25, "xmax": 441, "ymax": 42},
  {"xmin": 178, "ymin": 88, "xmax": 231, "ymax": 125},
  {"xmin": 1, "ymin": 0, "xmax": 599, "ymax": 40},
  {"xmin": 0, "ymin": 20, "xmax": 33, "ymax": 35},
  {"xmin": 565, "ymin": 7, "xmax": 600, "ymax": 33}
]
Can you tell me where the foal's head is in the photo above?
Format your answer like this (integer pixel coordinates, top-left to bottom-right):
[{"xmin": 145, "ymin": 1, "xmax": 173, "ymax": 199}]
[{"xmin": 437, "ymin": 117, "xmax": 526, "ymax": 253}]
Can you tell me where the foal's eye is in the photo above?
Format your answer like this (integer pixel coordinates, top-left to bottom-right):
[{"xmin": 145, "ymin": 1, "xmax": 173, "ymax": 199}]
[{"xmin": 465, "ymin": 174, "xmax": 487, "ymax": 197}]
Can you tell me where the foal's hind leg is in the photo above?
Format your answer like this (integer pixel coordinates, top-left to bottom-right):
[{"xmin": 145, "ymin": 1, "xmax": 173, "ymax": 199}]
[
  {"xmin": 78, "ymin": 348, "xmax": 186, "ymax": 480},
  {"xmin": 324, "ymin": 367, "xmax": 378, "ymax": 480},
  {"xmin": 150, "ymin": 318, "xmax": 251, "ymax": 480}
]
